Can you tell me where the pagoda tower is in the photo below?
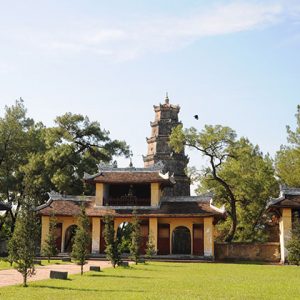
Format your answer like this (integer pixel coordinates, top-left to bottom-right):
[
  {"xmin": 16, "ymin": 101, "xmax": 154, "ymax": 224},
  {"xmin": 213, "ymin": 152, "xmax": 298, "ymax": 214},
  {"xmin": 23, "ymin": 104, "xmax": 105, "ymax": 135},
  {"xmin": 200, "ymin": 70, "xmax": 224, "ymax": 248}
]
[{"xmin": 143, "ymin": 94, "xmax": 190, "ymax": 196}]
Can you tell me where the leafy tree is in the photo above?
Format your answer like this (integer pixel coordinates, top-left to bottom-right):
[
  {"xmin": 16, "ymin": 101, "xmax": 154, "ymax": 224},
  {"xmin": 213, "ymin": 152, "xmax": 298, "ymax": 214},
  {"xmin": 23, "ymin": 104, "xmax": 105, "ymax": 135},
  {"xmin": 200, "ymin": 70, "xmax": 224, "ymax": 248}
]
[
  {"xmin": 170, "ymin": 125, "xmax": 278, "ymax": 242},
  {"xmin": 71, "ymin": 205, "xmax": 91, "ymax": 275},
  {"xmin": 170, "ymin": 125, "xmax": 238, "ymax": 241},
  {"xmin": 0, "ymin": 99, "xmax": 43, "ymax": 233},
  {"xmin": 103, "ymin": 215, "xmax": 121, "ymax": 268},
  {"xmin": 117, "ymin": 222, "xmax": 133, "ymax": 254},
  {"xmin": 145, "ymin": 232, "xmax": 156, "ymax": 260},
  {"xmin": 130, "ymin": 210, "xmax": 141, "ymax": 264},
  {"xmin": 8, "ymin": 202, "xmax": 38, "ymax": 287},
  {"xmin": 0, "ymin": 101, "xmax": 129, "ymax": 238},
  {"xmin": 287, "ymin": 217, "xmax": 300, "ymax": 265},
  {"xmin": 41, "ymin": 215, "xmax": 58, "ymax": 262},
  {"xmin": 276, "ymin": 105, "xmax": 300, "ymax": 187},
  {"xmin": 22, "ymin": 112, "xmax": 129, "ymax": 202}
]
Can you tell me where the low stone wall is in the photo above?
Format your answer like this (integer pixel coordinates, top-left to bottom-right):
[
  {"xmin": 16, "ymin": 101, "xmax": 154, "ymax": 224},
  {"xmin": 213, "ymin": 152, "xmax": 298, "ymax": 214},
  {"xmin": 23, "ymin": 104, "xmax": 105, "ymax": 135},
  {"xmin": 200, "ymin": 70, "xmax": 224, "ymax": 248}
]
[{"xmin": 215, "ymin": 242, "xmax": 280, "ymax": 262}]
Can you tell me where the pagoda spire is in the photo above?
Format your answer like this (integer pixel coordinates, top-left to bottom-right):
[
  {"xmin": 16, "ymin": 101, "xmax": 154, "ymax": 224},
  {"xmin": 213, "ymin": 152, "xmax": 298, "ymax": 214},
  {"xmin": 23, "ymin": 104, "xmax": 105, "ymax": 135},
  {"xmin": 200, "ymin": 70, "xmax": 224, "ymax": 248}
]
[{"xmin": 165, "ymin": 92, "xmax": 169, "ymax": 104}]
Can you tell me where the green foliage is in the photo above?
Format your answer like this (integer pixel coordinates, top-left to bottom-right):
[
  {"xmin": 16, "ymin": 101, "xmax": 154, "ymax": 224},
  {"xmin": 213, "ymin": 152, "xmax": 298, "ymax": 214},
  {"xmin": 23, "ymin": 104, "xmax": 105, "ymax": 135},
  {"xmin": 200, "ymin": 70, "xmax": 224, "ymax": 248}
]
[
  {"xmin": 0, "ymin": 100, "xmax": 129, "ymax": 239},
  {"xmin": 276, "ymin": 105, "xmax": 300, "ymax": 187},
  {"xmin": 0, "ymin": 99, "xmax": 43, "ymax": 233},
  {"xmin": 145, "ymin": 232, "xmax": 156, "ymax": 259},
  {"xmin": 117, "ymin": 222, "xmax": 133, "ymax": 254},
  {"xmin": 41, "ymin": 215, "xmax": 58, "ymax": 262},
  {"xmin": 23, "ymin": 112, "xmax": 130, "ymax": 202},
  {"xmin": 104, "ymin": 215, "xmax": 121, "ymax": 268},
  {"xmin": 170, "ymin": 125, "xmax": 278, "ymax": 242},
  {"xmin": 287, "ymin": 218, "xmax": 300, "ymax": 265},
  {"xmin": 130, "ymin": 210, "xmax": 141, "ymax": 264},
  {"xmin": 71, "ymin": 205, "xmax": 91, "ymax": 275},
  {"xmin": 8, "ymin": 202, "xmax": 38, "ymax": 287}
]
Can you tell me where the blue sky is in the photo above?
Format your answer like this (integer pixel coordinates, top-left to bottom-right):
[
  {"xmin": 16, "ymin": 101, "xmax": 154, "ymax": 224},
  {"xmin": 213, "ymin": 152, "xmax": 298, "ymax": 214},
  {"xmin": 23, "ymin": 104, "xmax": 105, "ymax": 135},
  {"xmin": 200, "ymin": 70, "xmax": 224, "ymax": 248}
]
[{"xmin": 0, "ymin": 0, "xmax": 300, "ymax": 181}]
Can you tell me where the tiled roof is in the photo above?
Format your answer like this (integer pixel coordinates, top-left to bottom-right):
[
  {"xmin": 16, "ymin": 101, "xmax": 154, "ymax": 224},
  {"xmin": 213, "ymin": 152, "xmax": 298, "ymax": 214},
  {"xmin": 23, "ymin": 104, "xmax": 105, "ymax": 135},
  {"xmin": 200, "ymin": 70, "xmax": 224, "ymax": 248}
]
[
  {"xmin": 36, "ymin": 194, "xmax": 225, "ymax": 218},
  {"xmin": 85, "ymin": 171, "xmax": 174, "ymax": 184},
  {"xmin": 83, "ymin": 161, "xmax": 175, "ymax": 184},
  {"xmin": 267, "ymin": 187, "xmax": 300, "ymax": 210}
]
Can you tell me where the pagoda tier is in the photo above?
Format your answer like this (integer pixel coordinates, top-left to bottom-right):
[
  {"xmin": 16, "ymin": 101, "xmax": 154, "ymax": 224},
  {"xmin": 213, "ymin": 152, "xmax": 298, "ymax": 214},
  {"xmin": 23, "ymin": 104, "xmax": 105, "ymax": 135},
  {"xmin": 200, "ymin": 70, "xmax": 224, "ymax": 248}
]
[{"xmin": 144, "ymin": 95, "xmax": 190, "ymax": 196}]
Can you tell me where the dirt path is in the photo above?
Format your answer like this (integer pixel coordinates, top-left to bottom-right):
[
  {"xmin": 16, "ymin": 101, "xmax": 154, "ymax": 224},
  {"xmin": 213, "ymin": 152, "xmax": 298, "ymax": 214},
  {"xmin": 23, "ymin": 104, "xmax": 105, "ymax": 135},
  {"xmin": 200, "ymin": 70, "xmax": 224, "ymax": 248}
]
[{"xmin": 0, "ymin": 260, "xmax": 112, "ymax": 287}]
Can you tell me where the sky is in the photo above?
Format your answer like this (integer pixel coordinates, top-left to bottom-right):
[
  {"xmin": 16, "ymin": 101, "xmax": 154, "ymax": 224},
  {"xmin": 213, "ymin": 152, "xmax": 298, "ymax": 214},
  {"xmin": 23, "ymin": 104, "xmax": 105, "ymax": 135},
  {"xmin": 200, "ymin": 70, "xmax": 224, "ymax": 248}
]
[{"xmin": 0, "ymin": 0, "xmax": 300, "ymax": 191}]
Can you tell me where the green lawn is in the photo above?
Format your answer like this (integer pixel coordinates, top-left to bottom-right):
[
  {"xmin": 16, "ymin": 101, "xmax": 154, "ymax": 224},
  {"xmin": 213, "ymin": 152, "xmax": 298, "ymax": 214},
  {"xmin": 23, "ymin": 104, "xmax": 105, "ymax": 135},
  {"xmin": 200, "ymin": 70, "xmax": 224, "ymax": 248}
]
[
  {"xmin": 0, "ymin": 259, "xmax": 70, "ymax": 270},
  {"xmin": 1, "ymin": 262, "xmax": 300, "ymax": 299}
]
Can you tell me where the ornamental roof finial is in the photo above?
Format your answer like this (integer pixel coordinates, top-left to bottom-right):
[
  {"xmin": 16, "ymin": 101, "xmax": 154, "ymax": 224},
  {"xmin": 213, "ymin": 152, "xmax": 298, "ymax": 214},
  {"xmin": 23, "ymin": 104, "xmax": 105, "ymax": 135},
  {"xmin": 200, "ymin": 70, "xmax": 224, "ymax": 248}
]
[{"xmin": 165, "ymin": 92, "xmax": 169, "ymax": 104}]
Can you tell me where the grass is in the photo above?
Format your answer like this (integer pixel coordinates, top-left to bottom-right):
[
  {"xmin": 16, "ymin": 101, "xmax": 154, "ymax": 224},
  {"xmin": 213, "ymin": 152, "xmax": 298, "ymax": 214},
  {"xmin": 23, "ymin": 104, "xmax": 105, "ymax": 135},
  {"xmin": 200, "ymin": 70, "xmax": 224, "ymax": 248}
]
[
  {"xmin": 1, "ymin": 262, "xmax": 300, "ymax": 299},
  {"xmin": 0, "ymin": 259, "xmax": 71, "ymax": 270}
]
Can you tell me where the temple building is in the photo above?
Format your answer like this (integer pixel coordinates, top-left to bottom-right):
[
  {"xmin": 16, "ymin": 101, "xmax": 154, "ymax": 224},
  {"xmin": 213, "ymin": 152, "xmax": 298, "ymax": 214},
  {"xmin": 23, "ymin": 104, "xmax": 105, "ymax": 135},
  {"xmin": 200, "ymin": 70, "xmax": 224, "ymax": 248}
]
[
  {"xmin": 37, "ymin": 96, "xmax": 225, "ymax": 258},
  {"xmin": 267, "ymin": 187, "xmax": 300, "ymax": 263}
]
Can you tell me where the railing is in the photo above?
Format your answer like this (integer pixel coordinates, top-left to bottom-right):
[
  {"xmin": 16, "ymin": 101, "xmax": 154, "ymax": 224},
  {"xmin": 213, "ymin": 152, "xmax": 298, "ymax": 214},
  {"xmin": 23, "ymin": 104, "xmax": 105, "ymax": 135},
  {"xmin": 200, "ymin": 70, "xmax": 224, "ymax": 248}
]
[{"xmin": 104, "ymin": 196, "xmax": 151, "ymax": 206}]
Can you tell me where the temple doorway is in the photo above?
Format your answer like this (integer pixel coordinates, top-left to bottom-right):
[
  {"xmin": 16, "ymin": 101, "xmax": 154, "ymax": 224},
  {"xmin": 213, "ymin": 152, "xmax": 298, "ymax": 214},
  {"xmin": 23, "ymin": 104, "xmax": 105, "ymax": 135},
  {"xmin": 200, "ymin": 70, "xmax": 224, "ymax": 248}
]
[
  {"xmin": 64, "ymin": 225, "xmax": 77, "ymax": 252},
  {"xmin": 172, "ymin": 226, "xmax": 191, "ymax": 255},
  {"xmin": 117, "ymin": 222, "xmax": 133, "ymax": 254}
]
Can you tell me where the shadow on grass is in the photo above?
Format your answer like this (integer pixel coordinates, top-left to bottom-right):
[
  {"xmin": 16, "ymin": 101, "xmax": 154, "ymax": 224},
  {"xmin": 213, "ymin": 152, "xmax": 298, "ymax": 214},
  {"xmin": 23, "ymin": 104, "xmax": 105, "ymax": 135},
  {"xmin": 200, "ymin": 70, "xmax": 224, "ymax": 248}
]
[
  {"xmin": 87, "ymin": 274, "xmax": 152, "ymax": 279},
  {"xmin": 31, "ymin": 285, "xmax": 145, "ymax": 293}
]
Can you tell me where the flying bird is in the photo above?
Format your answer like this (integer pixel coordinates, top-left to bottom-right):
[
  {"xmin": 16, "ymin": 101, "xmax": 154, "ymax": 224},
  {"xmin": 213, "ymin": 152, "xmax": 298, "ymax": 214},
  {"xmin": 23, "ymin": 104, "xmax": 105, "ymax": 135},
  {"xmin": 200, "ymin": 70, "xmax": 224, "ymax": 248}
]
[{"xmin": 194, "ymin": 115, "xmax": 199, "ymax": 120}]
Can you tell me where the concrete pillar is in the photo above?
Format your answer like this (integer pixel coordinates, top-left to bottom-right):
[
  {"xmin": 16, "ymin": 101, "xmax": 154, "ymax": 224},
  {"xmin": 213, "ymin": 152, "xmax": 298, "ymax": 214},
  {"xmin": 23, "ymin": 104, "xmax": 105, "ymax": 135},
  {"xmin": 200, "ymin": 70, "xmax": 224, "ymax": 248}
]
[
  {"xmin": 41, "ymin": 216, "xmax": 50, "ymax": 250},
  {"xmin": 149, "ymin": 217, "xmax": 158, "ymax": 251},
  {"xmin": 280, "ymin": 208, "xmax": 292, "ymax": 263},
  {"xmin": 204, "ymin": 217, "xmax": 214, "ymax": 257},
  {"xmin": 151, "ymin": 183, "xmax": 160, "ymax": 206},
  {"xmin": 91, "ymin": 217, "xmax": 101, "ymax": 254},
  {"xmin": 95, "ymin": 183, "xmax": 104, "ymax": 206}
]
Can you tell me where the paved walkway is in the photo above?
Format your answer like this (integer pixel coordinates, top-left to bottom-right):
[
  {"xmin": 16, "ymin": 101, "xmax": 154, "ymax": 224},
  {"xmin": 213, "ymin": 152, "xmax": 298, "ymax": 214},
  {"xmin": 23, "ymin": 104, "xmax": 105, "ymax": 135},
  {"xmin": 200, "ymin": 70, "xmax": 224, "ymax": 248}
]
[{"xmin": 0, "ymin": 260, "xmax": 112, "ymax": 287}]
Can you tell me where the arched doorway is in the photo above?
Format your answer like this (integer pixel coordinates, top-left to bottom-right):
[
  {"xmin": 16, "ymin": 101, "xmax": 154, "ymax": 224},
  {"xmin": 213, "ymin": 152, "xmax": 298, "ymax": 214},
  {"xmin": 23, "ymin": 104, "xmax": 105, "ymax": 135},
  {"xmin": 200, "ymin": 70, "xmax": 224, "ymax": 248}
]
[
  {"xmin": 117, "ymin": 222, "xmax": 133, "ymax": 254},
  {"xmin": 64, "ymin": 225, "xmax": 77, "ymax": 252},
  {"xmin": 172, "ymin": 226, "xmax": 191, "ymax": 255}
]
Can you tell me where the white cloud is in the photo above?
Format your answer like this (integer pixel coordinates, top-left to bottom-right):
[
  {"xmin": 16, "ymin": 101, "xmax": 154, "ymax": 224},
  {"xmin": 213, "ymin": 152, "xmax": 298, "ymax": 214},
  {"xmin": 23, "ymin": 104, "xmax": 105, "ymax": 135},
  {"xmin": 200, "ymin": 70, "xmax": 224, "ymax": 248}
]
[{"xmin": 1, "ymin": 1, "xmax": 294, "ymax": 61}]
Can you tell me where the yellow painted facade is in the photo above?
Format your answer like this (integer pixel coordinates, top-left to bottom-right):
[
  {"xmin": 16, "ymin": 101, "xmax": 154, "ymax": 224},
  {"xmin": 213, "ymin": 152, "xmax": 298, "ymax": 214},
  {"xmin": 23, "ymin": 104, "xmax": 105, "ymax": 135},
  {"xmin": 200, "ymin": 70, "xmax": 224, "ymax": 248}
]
[
  {"xmin": 279, "ymin": 208, "xmax": 292, "ymax": 263},
  {"xmin": 95, "ymin": 183, "xmax": 104, "ymax": 206},
  {"xmin": 41, "ymin": 214, "xmax": 215, "ymax": 257},
  {"xmin": 158, "ymin": 217, "xmax": 206, "ymax": 255},
  {"xmin": 149, "ymin": 217, "xmax": 158, "ymax": 251},
  {"xmin": 56, "ymin": 216, "xmax": 78, "ymax": 252},
  {"xmin": 92, "ymin": 217, "xmax": 101, "ymax": 254},
  {"xmin": 151, "ymin": 183, "xmax": 161, "ymax": 206},
  {"xmin": 41, "ymin": 216, "xmax": 50, "ymax": 249},
  {"xmin": 204, "ymin": 217, "xmax": 214, "ymax": 257}
]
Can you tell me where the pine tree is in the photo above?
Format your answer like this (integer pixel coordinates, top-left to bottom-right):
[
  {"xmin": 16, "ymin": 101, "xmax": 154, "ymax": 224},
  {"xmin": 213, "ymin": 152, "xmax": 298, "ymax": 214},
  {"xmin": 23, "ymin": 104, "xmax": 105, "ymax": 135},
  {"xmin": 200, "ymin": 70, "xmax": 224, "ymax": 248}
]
[
  {"xmin": 71, "ymin": 205, "xmax": 91, "ymax": 275},
  {"xmin": 287, "ymin": 218, "xmax": 300, "ymax": 265},
  {"xmin": 146, "ymin": 232, "xmax": 156, "ymax": 260},
  {"xmin": 130, "ymin": 210, "xmax": 141, "ymax": 264},
  {"xmin": 41, "ymin": 215, "xmax": 58, "ymax": 263},
  {"xmin": 8, "ymin": 203, "xmax": 38, "ymax": 287},
  {"xmin": 103, "ymin": 215, "xmax": 121, "ymax": 268}
]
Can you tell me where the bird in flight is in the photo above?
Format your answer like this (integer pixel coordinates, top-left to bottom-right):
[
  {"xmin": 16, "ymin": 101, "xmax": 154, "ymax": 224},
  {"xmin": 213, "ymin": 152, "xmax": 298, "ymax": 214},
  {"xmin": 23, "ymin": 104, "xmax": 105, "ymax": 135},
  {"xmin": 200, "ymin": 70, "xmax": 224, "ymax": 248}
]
[{"xmin": 194, "ymin": 115, "xmax": 199, "ymax": 120}]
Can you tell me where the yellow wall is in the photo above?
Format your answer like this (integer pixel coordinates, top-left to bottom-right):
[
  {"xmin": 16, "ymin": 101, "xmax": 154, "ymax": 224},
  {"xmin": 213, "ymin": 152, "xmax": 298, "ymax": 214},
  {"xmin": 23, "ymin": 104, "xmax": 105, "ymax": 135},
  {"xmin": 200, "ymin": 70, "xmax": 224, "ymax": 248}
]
[
  {"xmin": 204, "ymin": 217, "xmax": 214, "ymax": 257},
  {"xmin": 149, "ymin": 217, "xmax": 158, "ymax": 251},
  {"xmin": 151, "ymin": 183, "xmax": 161, "ymax": 206},
  {"xmin": 159, "ymin": 217, "xmax": 205, "ymax": 255},
  {"xmin": 280, "ymin": 208, "xmax": 292, "ymax": 263},
  {"xmin": 41, "ymin": 214, "xmax": 214, "ymax": 257},
  {"xmin": 41, "ymin": 216, "xmax": 50, "ymax": 249},
  {"xmin": 95, "ymin": 183, "xmax": 104, "ymax": 206},
  {"xmin": 91, "ymin": 217, "xmax": 101, "ymax": 254},
  {"xmin": 56, "ymin": 216, "xmax": 78, "ymax": 252}
]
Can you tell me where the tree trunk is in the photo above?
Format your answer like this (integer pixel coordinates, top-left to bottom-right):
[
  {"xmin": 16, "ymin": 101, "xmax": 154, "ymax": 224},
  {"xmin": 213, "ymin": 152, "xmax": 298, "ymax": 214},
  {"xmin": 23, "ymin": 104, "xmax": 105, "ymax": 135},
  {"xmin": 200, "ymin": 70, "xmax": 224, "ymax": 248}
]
[
  {"xmin": 81, "ymin": 264, "xmax": 83, "ymax": 275},
  {"xmin": 225, "ymin": 208, "xmax": 237, "ymax": 242},
  {"xmin": 23, "ymin": 271, "xmax": 28, "ymax": 287}
]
